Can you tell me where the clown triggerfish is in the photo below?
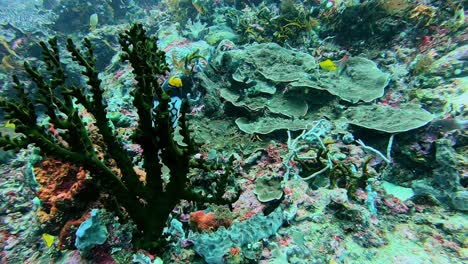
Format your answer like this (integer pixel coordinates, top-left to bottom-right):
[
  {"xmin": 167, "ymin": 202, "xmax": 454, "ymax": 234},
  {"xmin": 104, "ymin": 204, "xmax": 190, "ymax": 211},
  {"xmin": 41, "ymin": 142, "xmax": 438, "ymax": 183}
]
[{"xmin": 152, "ymin": 75, "xmax": 190, "ymax": 128}]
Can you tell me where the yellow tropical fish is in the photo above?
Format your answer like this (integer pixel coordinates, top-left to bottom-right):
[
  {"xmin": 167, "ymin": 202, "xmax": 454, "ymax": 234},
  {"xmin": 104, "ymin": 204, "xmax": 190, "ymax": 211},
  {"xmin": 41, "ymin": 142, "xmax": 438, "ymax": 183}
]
[
  {"xmin": 168, "ymin": 76, "xmax": 183, "ymax": 88},
  {"xmin": 42, "ymin": 233, "xmax": 55, "ymax": 247},
  {"xmin": 4, "ymin": 120, "xmax": 15, "ymax": 129},
  {"xmin": 319, "ymin": 59, "xmax": 337, "ymax": 71}
]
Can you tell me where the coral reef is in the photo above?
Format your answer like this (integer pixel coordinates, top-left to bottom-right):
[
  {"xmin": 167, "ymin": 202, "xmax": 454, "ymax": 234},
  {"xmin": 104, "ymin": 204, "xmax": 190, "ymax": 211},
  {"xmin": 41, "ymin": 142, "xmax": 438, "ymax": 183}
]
[
  {"xmin": 0, "ymin": 0, "xmax": 466, "ymax": 263},
  {"xmin": 0, "ymin": 24, "xmax": 238, "ymax": 251}
]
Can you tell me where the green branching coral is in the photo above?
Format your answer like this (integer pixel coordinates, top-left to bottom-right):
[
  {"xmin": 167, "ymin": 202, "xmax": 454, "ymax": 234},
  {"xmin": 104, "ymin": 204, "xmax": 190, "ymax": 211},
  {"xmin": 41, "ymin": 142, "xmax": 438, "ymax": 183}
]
[{"xmin": 0, "ymin": 24, "xmax": 238, "ymax": 250}]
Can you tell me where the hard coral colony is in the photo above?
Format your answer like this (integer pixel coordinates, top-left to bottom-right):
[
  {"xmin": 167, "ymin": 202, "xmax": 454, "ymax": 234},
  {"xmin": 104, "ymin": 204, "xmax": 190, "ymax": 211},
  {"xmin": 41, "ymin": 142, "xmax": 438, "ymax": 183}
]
[{"xmin": 0, "ymin": 0, "xmax": 466, "ymax": 264}]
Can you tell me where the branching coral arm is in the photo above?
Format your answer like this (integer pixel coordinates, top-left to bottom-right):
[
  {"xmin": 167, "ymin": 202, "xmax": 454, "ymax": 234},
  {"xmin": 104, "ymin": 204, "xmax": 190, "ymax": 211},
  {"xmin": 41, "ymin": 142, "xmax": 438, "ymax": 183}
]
[
  {"xmin": 119, "ymin": 24, "xmax": 168, "ymax": 195},
  {"xmin": 66, "ymin": 38, "xmax": 144, "ymax": 195}
]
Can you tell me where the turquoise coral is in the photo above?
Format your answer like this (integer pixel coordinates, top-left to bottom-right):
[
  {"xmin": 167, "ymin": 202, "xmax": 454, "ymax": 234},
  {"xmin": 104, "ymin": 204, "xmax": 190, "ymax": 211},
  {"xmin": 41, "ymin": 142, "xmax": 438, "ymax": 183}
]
[
  {"xmin": 191, "ymin": 207, "xmax": 284, "ymax": 264},
  {"xmin": 75, "ymin": 209, "xmax": 108, "ymax": 251}
]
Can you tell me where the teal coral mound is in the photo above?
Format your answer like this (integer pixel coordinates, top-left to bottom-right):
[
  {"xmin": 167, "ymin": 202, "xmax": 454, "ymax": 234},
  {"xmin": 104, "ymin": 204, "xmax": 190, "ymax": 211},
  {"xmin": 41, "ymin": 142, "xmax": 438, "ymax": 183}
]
[
  {"xmin": 191, "ymin": 208, "xmax": 284, "ymax": 264},
  {"xmin": 318, "ymin": 57, "xmax": 390, "ymax": 103},
  {"xmin": 205, "ymin": 25, "xmax": 239, "ymax": 45},
  {"xmin": 345, "ymin": 104, "xmax": 434, "ymax": 133},
  {"xmin": 254, "ymin": 176, "xmax": 283, "ymax": 202},
  {"xmin": 290, "ymin": 56, "xmax": 390, "ymax": 103},
  {"xmin": 235, "ymin": 116, "xmax": 313, "ymax": 134},
  {"xmin": 75, "ymin": 209, "xmax": 108, "ymax": 251},
  {"xmin": 217, "ymin": 42, "xmax": 315, "ymax": 118},
  {"xmin": 233, "ymin": 43, "xmax": 317, "ymax": 83},
  {"xmin": 221, "ymin": 88, "xmax": 308, "ymax": 118},
  {"xmin": 211, "ymin": 42, "xmax": 391, "ymax": 134},
  {"xmin": 216, "ymin": 43, "xmax": 389, "ymax": 106}
]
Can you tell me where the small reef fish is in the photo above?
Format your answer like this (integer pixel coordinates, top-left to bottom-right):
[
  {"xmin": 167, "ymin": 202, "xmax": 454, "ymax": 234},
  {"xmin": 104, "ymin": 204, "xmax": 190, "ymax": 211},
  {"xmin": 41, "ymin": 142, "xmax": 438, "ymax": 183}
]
[
  {"xmin": 168, "ymin": 76, "xmax": 183, "ymax": 88},
  {"xmin": 89, "ymin": 13, "xmax": 99, "ymax": 31},
  {"xmin": 153, "ymin": 96, "xmax": 182, "ymax": 129},
  {"xmin": 154, "ymin": 75, "xmax": 190, "ymax": 128},
  {"xmin": 42, "ymin": 233, "xmax": 55, "ymax": 247},
  {"xmin": 319, "ymin": 59, "xmax": 337, "ymax": 71}
]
